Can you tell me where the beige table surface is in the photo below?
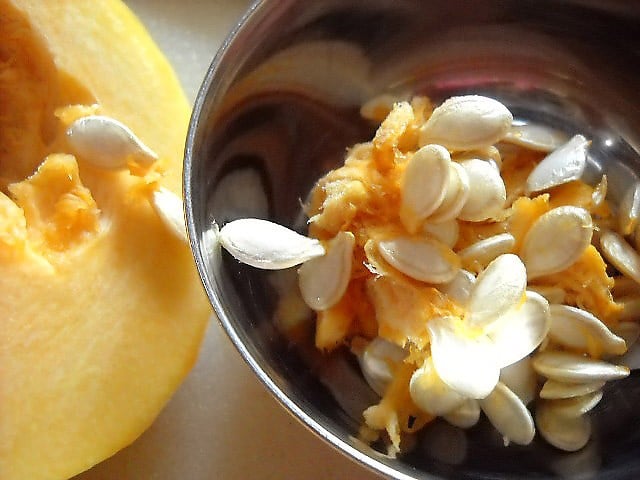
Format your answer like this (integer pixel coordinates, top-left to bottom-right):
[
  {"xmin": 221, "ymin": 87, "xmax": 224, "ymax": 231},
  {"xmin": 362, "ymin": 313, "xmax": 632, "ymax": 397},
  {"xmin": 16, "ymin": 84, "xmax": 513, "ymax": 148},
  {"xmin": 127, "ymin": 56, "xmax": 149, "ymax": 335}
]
[{"xmin": 75, "ymin": 2, "xmax": 382, "ymax": 479}]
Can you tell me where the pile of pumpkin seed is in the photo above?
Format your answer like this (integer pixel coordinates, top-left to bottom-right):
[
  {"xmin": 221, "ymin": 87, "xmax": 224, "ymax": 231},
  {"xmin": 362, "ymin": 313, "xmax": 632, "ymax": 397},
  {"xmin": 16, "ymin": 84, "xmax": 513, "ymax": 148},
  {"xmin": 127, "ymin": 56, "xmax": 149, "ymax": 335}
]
[{"xmin": 217, "ymin": 95, "xmax": 639, "ymax": 453}]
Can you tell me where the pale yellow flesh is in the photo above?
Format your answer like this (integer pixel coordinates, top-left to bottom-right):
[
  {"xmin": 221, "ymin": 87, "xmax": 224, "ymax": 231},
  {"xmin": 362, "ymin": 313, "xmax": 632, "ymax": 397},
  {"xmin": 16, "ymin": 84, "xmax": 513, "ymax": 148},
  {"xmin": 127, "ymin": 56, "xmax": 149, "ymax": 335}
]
[
  {"xmin": 9, "ymin": 0, "xmax": 192, "ymax": 194},
  {"xmin": 0, "ymin": 1, "xmax": 210, "ymax": 479}
]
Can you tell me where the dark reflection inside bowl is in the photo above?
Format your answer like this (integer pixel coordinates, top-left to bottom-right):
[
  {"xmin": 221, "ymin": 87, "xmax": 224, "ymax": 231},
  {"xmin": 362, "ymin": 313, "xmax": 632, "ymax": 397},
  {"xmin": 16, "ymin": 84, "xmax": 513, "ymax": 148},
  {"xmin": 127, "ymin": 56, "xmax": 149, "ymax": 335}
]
[{"xmin": 185, "ymin": 1, "xmax": 640, "ymax": 478}]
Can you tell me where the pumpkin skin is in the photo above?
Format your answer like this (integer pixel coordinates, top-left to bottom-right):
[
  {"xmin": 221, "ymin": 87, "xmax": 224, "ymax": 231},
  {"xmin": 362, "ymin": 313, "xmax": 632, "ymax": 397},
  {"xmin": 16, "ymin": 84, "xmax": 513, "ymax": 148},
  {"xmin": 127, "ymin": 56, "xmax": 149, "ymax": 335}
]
[{"xmin": 0, "ymin": 1, "xmax": 211, "ymax": 479}]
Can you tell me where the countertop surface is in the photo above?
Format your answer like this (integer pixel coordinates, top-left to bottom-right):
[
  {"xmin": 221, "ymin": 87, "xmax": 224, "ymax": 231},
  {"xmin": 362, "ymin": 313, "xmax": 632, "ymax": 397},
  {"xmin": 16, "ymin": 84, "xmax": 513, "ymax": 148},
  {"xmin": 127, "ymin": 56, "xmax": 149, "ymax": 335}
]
[{"xmin": 75, "ymin": 2, "xmax": 381, "ymax": 479}]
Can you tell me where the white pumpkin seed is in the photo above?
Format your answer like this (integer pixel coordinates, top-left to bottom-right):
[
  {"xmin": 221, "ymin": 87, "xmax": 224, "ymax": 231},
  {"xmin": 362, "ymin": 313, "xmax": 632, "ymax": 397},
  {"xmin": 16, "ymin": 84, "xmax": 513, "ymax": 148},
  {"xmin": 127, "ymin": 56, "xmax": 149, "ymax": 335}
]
[
  {"xmin": 377, "ymin": 236, "xmax": 460, "ymax": 284},
  {"xmin": 427, "ymin": 162, "xmax": 470, "ymax": 224},
  {"xmin": 152, "ymin": 187, "xmax": 187, "ymax": 242},
  {"xmin": 457, "ymin": 159, "xmax": 507, "ymax": 222},
  {"xmin": 503, "ymin": 123, "xmax": 568, "ymax": 152},
  {"xmin": 521, "ymin": 206, "xmax": 593, "ymax": 279},
  {"xmin": 600, "ymin": 229, "xmax": 640, "ymax": 285},
  {"xmin": 452, "ymin": 146, "xmax": 502, "ymax": 171},
  {"xmin": 547, "ymin": 390, "xmax": 603, "ymax": 418},
  {"xmin": 526, "ymin": 134, "xmax": 589, "ymax": 194},
  {"xmin": 219, "ymin": 218, "xmax": 325, "ymax": 269},
  {"xmin": 488, "ymin": 290, "xmax": 551, "ymax": 369},
  {"xmin": 419, "ymin": 95, "xmax": 513, "ymax": 151},
  {"xmin": 409, "ymin": 357, "xmax": 466, "ymax": 416},
  {"xmin": 66, "ymin": 115, "xmax": 158, "ymax": 169},
  {"xmin": 532, "ymin": 351, "xmax": 630, "ymax": 383},
  {"xmin": 536, "ymin": 402, "xmax": 591, "ymax": 452},
  {"xmin": 618, "ymin": 182, "xmax": 640, "ymax": 236},
  {"xmin": 440, "ymin": 269, "xmax": 476, "ymax": 307},
  {"xmin": 539, "ymin": 379, "xmax": 605, "ymax": 400},
  {"xmin": 548, "ymin": 304, "xmax": 627, "ymax": 356},
  {"xmin": 499, "ymin": 356, "xmax": 537, "ymax": 405},
  {"xmin": 423, "ymin": 219, "xmax": 460, "ymax": 248},
  {"xmin": 400, "ymin": 144, "xmax": 451, "ymax": 232},
  {"xmin": 466, "ymin": 254, "xmax": 527, "ymax": 329},
  {"xmin": 358, "ymin": 337, "xmax": 407, "ymax": 396},
  {"xmin": 479, "ymin": 382, "xmax": 535, "ymax": 446},
  {"xmin": 427, "ymin": 316, "xmax": 500, "ymax": 399},
  {"xmin": 443, "ymin": 398, "xmax": 481, "ymax": 429},
  {"xmin": 298, "ymin": 232, "xmax": 354, "ymax": 310},
  {"xmin": 458, "ymin": 233, "xmax": 515, "ymax": 268}
]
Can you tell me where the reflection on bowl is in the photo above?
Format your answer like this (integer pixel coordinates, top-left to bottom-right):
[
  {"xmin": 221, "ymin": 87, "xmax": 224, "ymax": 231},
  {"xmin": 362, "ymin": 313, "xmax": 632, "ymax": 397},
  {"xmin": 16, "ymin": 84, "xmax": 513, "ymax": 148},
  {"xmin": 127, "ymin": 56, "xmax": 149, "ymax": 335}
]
[{"xmin": 184, "ymin": 1, "xmax": 640, "ymax": 478}]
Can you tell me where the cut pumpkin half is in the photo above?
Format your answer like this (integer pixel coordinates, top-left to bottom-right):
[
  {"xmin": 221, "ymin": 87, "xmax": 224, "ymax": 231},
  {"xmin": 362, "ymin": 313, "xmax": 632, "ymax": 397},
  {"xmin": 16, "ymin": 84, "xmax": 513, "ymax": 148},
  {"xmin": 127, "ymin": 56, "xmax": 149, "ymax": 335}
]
[{"xmin": 0, "ymin": 1, "xmax": 210, "ymax": 479}]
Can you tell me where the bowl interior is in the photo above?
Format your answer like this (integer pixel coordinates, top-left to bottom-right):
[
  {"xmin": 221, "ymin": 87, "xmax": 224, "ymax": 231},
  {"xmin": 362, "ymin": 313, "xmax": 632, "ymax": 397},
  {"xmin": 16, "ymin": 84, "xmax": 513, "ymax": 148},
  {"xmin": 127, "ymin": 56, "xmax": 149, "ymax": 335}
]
[{"xmin": 185, "ymin": 1, "xmax": 640, "ymax": 478}]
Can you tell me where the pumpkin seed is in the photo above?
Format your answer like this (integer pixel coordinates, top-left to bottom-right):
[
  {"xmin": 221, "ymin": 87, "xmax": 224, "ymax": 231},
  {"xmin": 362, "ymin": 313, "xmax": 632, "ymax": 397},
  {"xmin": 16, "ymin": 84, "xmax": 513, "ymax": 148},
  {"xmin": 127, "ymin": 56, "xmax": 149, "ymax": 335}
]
[
  {"xmin": 499, "ymin": 356, "xmax": 537, "ymax": 405},
  {"xmin": 66, "ymin": 115, "xmax": 158, "ymax": 169},
  {"xmin": 440, "ymin": 269, "xmax": 476, "ymax": 307},
  {"xmin": 536, "ymin": 401, "xmax": 591, "ymax": 452},
  {"xmin": 298, "ymin": 232, "xmax": 355, "ymax": 310},
  {"xmin": 427, "ymin": 316, "xmax": 501, "ymax": 399},
  {"xmin": 547, "ymin": 390, "xmax": 603, "ymax": 418},
  {"xmin": 423, "ymin": 219, "xmax": 460, "ymax": 248},
  {"xmin": 443, "ymin": 398, "xmax": 481, "ymax": 428},
  {"xmin": 479, "ymin": 382, "xmax": 535, "ymax": 446},
  {"xmin": 539, "ymin": 379, "xmax": 605, "ymax": 400},
  {"xmin": 600, "ymin": 229, "xmax": 640, "ymax": 285},
  {"xmin": 409, "ymin": 356, "xmax": 466, "ymax": 416},
  {"xmin": 466, "ymin": 254, "xmax": 527, "ymax": 329},
  {"xmin": 457, "ymin": 159, "xmax": 507, "ymax": 222},
  {"xmin": 219, "ymin": 218, "xmax": 325, "ymax": 269},
  {"xmin": 532, "ymin": 351, "xmax": 630, "ymax": 383},
  {"xmin": 377, "ymin": 236, "xmax": 460, "ymax": 284},
  {"xmin": 503, "ymin": 122, "xmax": 568, "ymax": 152},
  {"xmin": 521, "ymin": 206, "xmax": 593, "ymax": 279},
  {"xmin": 427, "ymin": 162, "xmax": 470, "ymax": 224},
  {"xmin": 358, "ymin": 337, "xmax": 407, "ymax": 396},
  {"xmin": 400, "ymin": 144, "xmax": 451, "ymax": 233},
  {"xmin": 488, "ymin": 291, "xmax": 551, "ymax": 369},
  {"xmin": 458, "ymin": 233, "xmax": 515, "ymax": 269},
  {"xmin": 548, "ymin": 304, "xmax": 627, "ymax": 356},
  {"xmin": 419, "ymin": 95, "xmax": 513, "ymax": 151},
  {"xmin": 526, "ymin": 134, "xmax": 589, "ymax": 194},
  {"xmin": 452, "ymin": 145, "xmax": 502, "ymax": 171}
]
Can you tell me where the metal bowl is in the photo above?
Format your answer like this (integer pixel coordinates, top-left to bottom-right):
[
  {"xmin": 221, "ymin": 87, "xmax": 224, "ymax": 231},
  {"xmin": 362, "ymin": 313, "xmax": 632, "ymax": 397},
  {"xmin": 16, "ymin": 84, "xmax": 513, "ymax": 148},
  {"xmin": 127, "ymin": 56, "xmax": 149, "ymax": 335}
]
[{"xmin": 184, "ymin": 1, "xmax": 640, "ymax": 478}]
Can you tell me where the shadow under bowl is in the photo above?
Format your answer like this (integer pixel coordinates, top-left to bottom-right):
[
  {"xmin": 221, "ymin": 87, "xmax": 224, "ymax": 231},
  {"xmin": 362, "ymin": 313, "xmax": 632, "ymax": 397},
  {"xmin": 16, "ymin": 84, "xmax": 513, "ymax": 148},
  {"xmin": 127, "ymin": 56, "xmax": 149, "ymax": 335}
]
[{"xmin": 184, "ymin": 1, "xmax": 640, "ymax": 478}]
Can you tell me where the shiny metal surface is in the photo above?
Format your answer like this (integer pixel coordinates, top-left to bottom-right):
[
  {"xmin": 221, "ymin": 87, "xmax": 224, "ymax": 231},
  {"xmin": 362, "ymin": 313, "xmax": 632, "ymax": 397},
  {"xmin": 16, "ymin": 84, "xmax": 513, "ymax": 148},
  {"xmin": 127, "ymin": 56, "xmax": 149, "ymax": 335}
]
[{"xmin": 185, "ymin": 1, "xmax": 640, "ymax": 478}]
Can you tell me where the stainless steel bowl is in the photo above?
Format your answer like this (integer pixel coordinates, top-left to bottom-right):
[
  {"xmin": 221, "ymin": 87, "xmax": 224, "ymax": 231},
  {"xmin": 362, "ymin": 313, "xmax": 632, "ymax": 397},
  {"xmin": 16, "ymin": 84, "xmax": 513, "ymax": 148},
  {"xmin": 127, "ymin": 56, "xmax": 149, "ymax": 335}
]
[{"xmin": 184, "ymin": 1, "xmax": 640, "ymax": 478}]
